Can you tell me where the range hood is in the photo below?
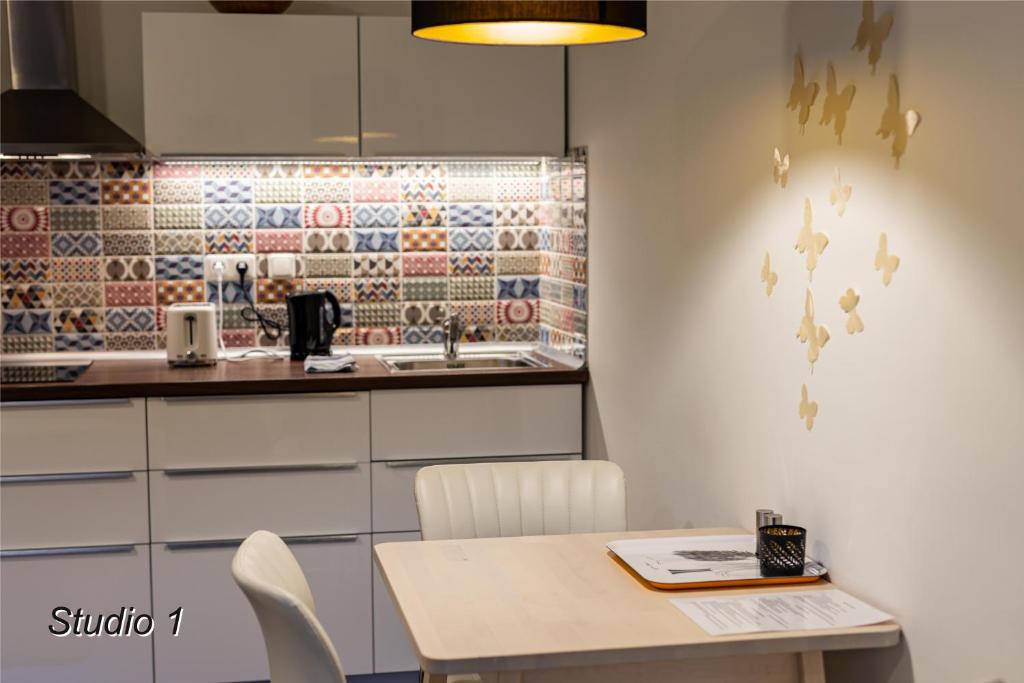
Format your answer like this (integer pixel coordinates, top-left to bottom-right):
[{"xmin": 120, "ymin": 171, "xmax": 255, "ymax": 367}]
[{"xmin": 1, "ymin": 0, "xmax": 144, "ymax": 156}]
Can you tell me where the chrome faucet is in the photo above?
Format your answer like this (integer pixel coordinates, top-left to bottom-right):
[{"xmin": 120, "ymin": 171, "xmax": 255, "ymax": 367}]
[{"xmin": 442, "ymin": 313, "xmax": 463, "ymax": 361}]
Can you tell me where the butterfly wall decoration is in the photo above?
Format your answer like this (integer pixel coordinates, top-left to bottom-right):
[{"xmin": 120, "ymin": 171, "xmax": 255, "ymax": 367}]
[
  {"xmin": 761, "ymin": 252, "xmax": 779, "ymax": 297},
  {"xmin": 787, "ymin": 52, "xmax": 820, "ymax": 134},
  {"xmin": 772, "ymin": 148, "xmax": 790, "ymax": 188},
  {"xmin": 796, "ymin": 288, "xmax": 831, "ymax": 369},
  {"xmin": 874, "ymin": 232, "xmax": 900, "ymax": 286},
  {"xmin": 877, "ymin": 74, "xmax": 922, "ymax": 168},
  {"xmin": 799, "ymin": 384, "xmax": 819, "ymax": 431},
  {"xmin": 819, "ymin": 62, "xmax": 856, "ymax": 144},
  {"xmin": 829, "ymin": 167, "xmax": 852, "ymax": 217},
  {"xmin": 839, "ymin": 287, "xmax": 865, "ymax": 334},
  {"xmin": 794, "ymin": 198, "xmax": 829, "ymax": 280},
  {"xmin": 852, "ymin": 0, "xmax": 894, "ymax": 75}
]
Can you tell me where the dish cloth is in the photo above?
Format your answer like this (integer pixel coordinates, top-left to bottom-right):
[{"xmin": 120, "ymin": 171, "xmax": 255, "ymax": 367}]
[{"xmin": 303, "ymin": 353, "xmax": 356, "ymax": 374}]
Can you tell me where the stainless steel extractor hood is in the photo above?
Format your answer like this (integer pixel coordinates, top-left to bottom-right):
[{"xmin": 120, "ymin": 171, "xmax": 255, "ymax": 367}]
[{"xmin": 1, "ymin": 0, "xmax": 144, "ymax": 156}]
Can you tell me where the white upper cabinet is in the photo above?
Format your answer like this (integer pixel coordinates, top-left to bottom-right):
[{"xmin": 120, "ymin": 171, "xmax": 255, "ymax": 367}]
[
  {"xmin": 142, "ymin": 13, "xmax": 359, "ymax": 156},
  {"xmin": 359, "ymin": 17, "xmax": 565, "ymax": 156}
]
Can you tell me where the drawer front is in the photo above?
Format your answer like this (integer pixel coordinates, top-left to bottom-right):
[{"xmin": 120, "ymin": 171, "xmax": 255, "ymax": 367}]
[
  {"xmin": 0, "ymin": 398, "xmax": 146, "ymax": 475},
  {"xmin": 153, "ymin": 534, "xmax": 373, "ymax": 682},
  {"xmin": 372, "ymin": 532, "xmax": 422, "ymax": 673},
  {"xmin": 150, "ymin": 464, "xmax": 370, "ymax": 542},
  {"xmin": 1, "ymin": 472, "xmax": 148, "ymax": 550},
  {"xmin": 0, "ymin": 544, "xmax": 152, "ymax": 683},
  {"xmin": 371, "ymin": 385, "xmax": 582, "ymax": 461},
  {"xmin": 372, "ymin": 454, "xmax": 582, "ymax": 534},
  {"xmin": 147, "ymin": 392, "xmax": 369, "ymax": 469}
]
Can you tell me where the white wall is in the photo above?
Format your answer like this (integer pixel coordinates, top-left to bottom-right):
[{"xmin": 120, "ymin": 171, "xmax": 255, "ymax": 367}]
[{"xmin": 571, "ymin": 2, "xmax": 1023, "ymax": 682}]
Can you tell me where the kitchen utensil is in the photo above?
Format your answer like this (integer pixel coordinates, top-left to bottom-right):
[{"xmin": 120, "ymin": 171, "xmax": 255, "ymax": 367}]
[{"xmin": 286, "ymin": 290, "xmax": 342, "ymax": 360}]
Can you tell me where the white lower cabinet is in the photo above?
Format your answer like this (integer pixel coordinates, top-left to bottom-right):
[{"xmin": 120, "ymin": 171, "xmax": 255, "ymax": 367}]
[
  {"xmin": 0, "ymin": 545, "xmax": 152, "ymax": 683},
  {"xmin": 372, "ymin": 532, "xmax": 422, "ymax": 673},
  {"xmin": 152, "ymin": 534, "xmax": 373, "ymax": 682}
]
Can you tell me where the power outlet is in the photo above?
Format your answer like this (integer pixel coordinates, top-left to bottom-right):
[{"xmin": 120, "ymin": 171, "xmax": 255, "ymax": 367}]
[{"xmin": 203, "ymin": 254, "xmax": 256, "ymax": 284}]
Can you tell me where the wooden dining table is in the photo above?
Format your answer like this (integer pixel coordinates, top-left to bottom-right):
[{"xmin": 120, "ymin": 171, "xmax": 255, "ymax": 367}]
[{"xmin": 373, "ymin": 527, "xmax": 901, "ymax": 683}]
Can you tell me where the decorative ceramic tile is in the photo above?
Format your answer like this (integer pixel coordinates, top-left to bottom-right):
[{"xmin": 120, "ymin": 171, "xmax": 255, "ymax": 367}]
[
  {"xmin": 49, "ymin": 180, "xmax": 100, "ymax": 205},
  {"xmin": 304, "ymin": 204, "xmax": 352, "ymax": 229},
  {"xmin": 1, "ymin": 207, "xmax": 49, "ymax": 232},
  {"xmin": 105, "ymin": 332, "xmax": 157, "ymax": 351},
  {"xmin": 460, "ymin": 325, "xmax": 494, "ymax": 342},
  {"xmin": 4, "ymin": 181, "xmax": 49, "ymax": 204},
  {"xmin": 3, "ymin": 233, "xmax": 51, "ymax": 257},
  {"xmin": 203, "ymin": 179, "xmax": 252, "ymax": 204},
  {"xmin": 354, "ymin": 254, "xmax": 401, "ymax": 278},
  {"xmin": 304, "ymin": 163, "xmax": 350, "ymax": 178},
  {"xmin": 3, "ymin": 334, "xmax": 53, "ymax": 353},
  {"xmin": 154, "ymin": 164, "xmax": 201, "ymax": 178},
  {"xmin": 49, "ymin": 232, "xmax": 98, "ymax": 257},
  {"xmin": 255, "ymin": 205, "xmax": 302, "ymax": 229},
  {"xmin": 105, "ymin": 307, "xmax": 156, "ymax": 332},
  {"xmin": 2, "ymin": 283, "xmax": 50, "ymax": 309},
  {"xmin": 354, "ymin": 163, "xmax": 396, "ymax": 178},
  {"xmin": 52, "ymin": 282, "xmax": 102, "ymax": 308},
  {"xmin": 401, "ymin": 180, "xmax": 446, "ymax": 202},
  {"xmin": 401, "ymin": 228, "xmax": 446, "ymax": 252},
  {"xmin": 154, "ymin": 180, "xmax": 202, "ymax": 204},
  {"xmin": 203, "ymin": 163, "xmax": 256, "ymax": 178},
  {"xmin": 303, "ymin": 180, "xmax": 351, "ymax": 203},
  {"xmin": 448, "ymin": 228, "xmax": 493, "ymax": 251},
  {"xmin": 449, "ymin": 204, "xmax": 494, "ymax": 227},
  {"xmin": 402, "ymin": 204, "xmax": 446, "ymax": 227},
  {"xmin": 356, "ymin": 326, "xmax": 401, "ymax": 345},
  {"xmin": 496, "ymin": 178, "xmax": 541, "ymax": 202},
  {"xmin": 101, "ymin": 180, "xmax": 150, "ymax": 204},
  {"xmin": 255, "ymin": 180, "xmax": 303, "ymax": 203},
  {"xmin": 403, "ymin": 277, "xmax": 447, "ymax": 301},
  {"xmin": 101, "ymin": 206, "xmax": 151, "ymax": 231},
  {"xmin": 449, "ymin": 277, "xmax": 494, "ymax": 301},
  {"xmin": 495, "ymin": 203, "xmax": 540, "ymax": 226},
  {"xmin": 255, "ymin": 304, "xmax": 289, "ymax": 329},
  {"xmin": 304, "ymin": 230, "xmax": 352, "ymax": 254},
  {"xmin": 256, "ymin": 278, "xmax": 300, "ymax": 304},
  {"xmin": 304, "ymin": 278, "xmax": 353, "ymax": 303},
  {"xmin": 156, "ymin": 205, "xmax": 203, "ymax": 229},
  {"xmin": 449, "ymin": 253, "xmax": 495, "ymax": 277},
  {"xmin": 156, "ymin": 255, "xmax": 203, "ymax": 281},
  {"xmin": 2, "ymin": 258, "xmax": 50, "ymax": 283},
  {"xmin": 255, "ymin": 230, "xmax": 302, "ymax": 253},
  {"xmin": 105, "ymin": 282, "xmax": 155, "ymax": 307},
  {"xmin": 403, "ymin": 254, "xmax": 447, "ymax": 277},
  {"xmin": 54, "ymin": 333, "xmax": 104, "ymax": 351},
  {"xmin": 496, "ymin": 228, "xmax": 540, "ymax": 251},
  {"xmin": 104, "ymin": 257, "xmax": 154, "ymax": 281},
  {"xmin": 204, "ymin": 231, "xmax": 253, "ymax": 254},
  {"xmin": 353, "ymin": 204, "xmax": 400, "ymax": 228},
  {"xmin": 497, "ymin": 299, "xmax": 540, "ymax": 324},
  {"xmin": 353, "ymin": 179, "xmax": 400, "ymax": 203},
  {"xmin": 355, "ymin": 229, "xmax": 400, "ymax": 253},
  {"xmin": 354, "ymin": 278, "xmax": 400, "ymax": 302},
  {"xmin": 448, "ymin": 162, "xmax": 494, "ymax": 178},
  {"xmin": 52, "ymin": 258, "xmax": 99, "ymax": 282},
  {"xmin": 155, "ymin": 231, "xmax": 203, "ymax": 255},
  {"xmin": 221, "ymin": 329, "xmax": 256, "ymax": 348},
  {"xmin": 497, "ymin": 253, "xmax": 541, "ymax": 275},
  {"xmin": 207, "ymin": 280, "xmax": 253, "ymax": 304},
  {"xmin": 333, "ymin": 328, "xmax": 355, "ymax": 346},
  {"xmin": 2, "ymin": 310, "xmax": 52, "ymax": 334},
  {"xmin": 51, "ymin": 207, "xmax": 99, "ymax": 231},
  {"xmin": 494, "ymin": 162, "xmax": 541, "ymax": 177},
  {"xmin": 305, "ymin": 254, "xmax": 351, "ymax": 278},
  {"xmin": 496, "ymin": 323, "xmax": 540, "ymax": 342},
  {"xmin": 2, "ymin": 161, "xmax": 51, "ymax": 179},
  {"xmin": 356, "ymin": 302, "xmax": 401, "ymax": 327},
  {"xmin": 204, "ymin": 205, "xmax": 253, "ymax": 230},
  {"xmin": 53, "ymin": 307, "xmax": 103, "ymax": 333},
  {"xmin": 402, "ymin": 325, "xmax": 444, "ymax": 344},
  {"xmin": 220, "ymin": 305, "xmax": 251, "ymax": 329},
  {"xmin": 102, "ymin": 161, "xmax": 148, "ymax": 180},
  {"xmin": 497, "ymin": 276, "xmax": 540, "ymax": 299},
  {"xmin": 401, "ymin": 301, "xmax": 447, "ymax": 326},
  {"xmin": 103, "ymin": 231, "xmax": 153, "ymax": 256},
  {"xmin": 156, "ymin": 280, "xmax": 205, "ymax": 305},
  {"xmin": 257, "ymin": 163, "xmax": 303, "ymax": 179},
  {"xmin": 399, "ymin": 162, "xmax": 446, "ymax": 178},
  {"xmin": 447, "ymin": 179, "xmax": 493, "ymax": 202}
]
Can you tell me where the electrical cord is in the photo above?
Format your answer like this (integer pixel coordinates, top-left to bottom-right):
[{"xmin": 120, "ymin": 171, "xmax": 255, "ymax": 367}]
[{"xmin": 235, "ymin": 262, "xmax": 283, "ymax": 342}]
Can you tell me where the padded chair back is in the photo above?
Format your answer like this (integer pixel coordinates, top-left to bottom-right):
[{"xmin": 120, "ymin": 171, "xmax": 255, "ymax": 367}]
[
  {"xmin": 415, "ymin": 460, "xmax": 627, "ymax": 541},
  {"xmin": 232, "ymin": 530, "xmax": 346, "ymax": 683}
]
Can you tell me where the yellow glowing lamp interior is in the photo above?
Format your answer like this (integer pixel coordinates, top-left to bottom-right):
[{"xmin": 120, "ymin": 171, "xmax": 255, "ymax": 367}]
[{"xmin": 414, "ymin": 21, "xmax": 645, "ymax": 46}]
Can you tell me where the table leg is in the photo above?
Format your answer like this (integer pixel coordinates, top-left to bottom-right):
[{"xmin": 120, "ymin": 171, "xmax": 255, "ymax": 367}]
[{"xmin": 798, "ymin": 651, "xmax": 826, "ymax": 683}]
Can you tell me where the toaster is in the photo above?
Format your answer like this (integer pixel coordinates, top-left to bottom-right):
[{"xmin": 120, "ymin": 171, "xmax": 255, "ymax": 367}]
[{"xmin": 166, "ymin": 303, "xmax": 218, "ymax": 366}]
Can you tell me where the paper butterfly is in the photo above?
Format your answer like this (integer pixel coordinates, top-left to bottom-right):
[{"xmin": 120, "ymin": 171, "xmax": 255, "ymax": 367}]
[
  {"xmin": 874, "ymin": 232, "xmax": 900, "ymax": 286},
  {"xmin": 772, "ymin": 148, "xmax": 790, "ymax": 188},
  {"xmin": 794, "ymin": 198, "xmax": 829, "ymax": 280},
  {"xmin": 796, "ymin": 288, "xmax": 831, "ymax": 369},
  {"xmin": 852, "ymin": 0, "xmax": 894, "ymax": 75},
  {"xmin": 761, "ymin": 252, "xmax": 778, "ymax": 297},
  {"xmin": 787, "ymin": 52, "xmax": 820, "ymax": 134},
  {"xmin": 877, "ymin": 74, "xmax": 922, "ymax": 168},
  {"xmin": 799, "ymin": 384, "xmax": 819, "ymax": 431},
  {"xmin": 829, "ymin": 167, "xmax": 852, "ymax": 217},
  {"xmin": 839, "ymin": 287, "xmax": 865, "ymax": 334},
  {"xmin": 819, "ymin": 62, "xmax": 856, "ymax": 144}
]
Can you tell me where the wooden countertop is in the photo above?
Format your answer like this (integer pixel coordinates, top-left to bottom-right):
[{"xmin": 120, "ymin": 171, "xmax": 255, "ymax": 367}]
[{"xmin": 0, "ymin": 354, "xmax": 587, "ymax": 401}]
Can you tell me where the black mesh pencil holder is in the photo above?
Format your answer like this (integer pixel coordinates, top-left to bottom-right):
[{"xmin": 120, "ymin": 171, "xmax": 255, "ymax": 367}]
[{"xmin": 758, "ymin": 525, "xmax": 807, "ymax": 577}]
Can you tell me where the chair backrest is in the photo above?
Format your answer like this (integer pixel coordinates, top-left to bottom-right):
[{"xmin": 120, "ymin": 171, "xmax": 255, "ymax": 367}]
[
  {"xmin": 231, "ymin": 530, "xmax": 346, "ymax": 683},
  {"xmin": 415, "ymin": 460, "xmax": 627, "ymax": 541}
]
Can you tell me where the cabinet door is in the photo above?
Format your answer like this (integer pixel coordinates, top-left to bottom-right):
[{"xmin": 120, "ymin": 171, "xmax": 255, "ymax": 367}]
[
  {"xmin": 142, "ymin": 13, "xmax": 359, "ymax": 155},
  {"xmin": 360, "ymin": 17, "xmax": 564, "ymax": 156},
  {"xmin": 372, "ymin": 532, "xmax": 421, "ymax": 673},
  {"xmin": 0, "ymin": 545, "xmax": 152, "ymax": 683},
  {"xmin": 152, "ymin": 535, "xmax": 373, "ymax": 682}
]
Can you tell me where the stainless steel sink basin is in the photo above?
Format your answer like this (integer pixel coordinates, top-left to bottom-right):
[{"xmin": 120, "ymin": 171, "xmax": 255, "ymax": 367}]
[{"xmin": 379, "ymin": 353, "xmax": 549, "ymax": 373}]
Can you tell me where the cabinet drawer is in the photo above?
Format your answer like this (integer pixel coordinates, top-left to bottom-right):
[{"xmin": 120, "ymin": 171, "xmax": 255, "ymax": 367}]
[
  {"xmin": 373, "ymin": 532, "xmax": 421, "ymax": 673},
  {"xmin": 0, "ymin": 398, "xmax": 146, "ymax": 475},
  {"xmin": 150, "ymin": 464, "xmax": 370, "ymax": 542},
  {"xmin": 0, "ymin": 544, "xmax": 152, "ymax": 683},
  {"xmin": 153, "ymin": 534, "xmax": 372, "ymax": 682},
  {"xmin": 1, "ymin": 472, "xmax": 148, "ymax": 550},
  {"xmin": 371, "ymin": 385, "xmax": 582, "ymax": 461},
  {"xmin": 372, "ymin": 454, "xmax": 581, "ymax": 533},
  {"xmin": 147, "ymin": 392, "xmax": 369, "ymax": 469}
]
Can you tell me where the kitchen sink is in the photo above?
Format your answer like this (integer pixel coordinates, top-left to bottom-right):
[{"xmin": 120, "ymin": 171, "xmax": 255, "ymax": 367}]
[{"xmin": 378, "ymin": 353, "xmax": 549, "ymax": 373}]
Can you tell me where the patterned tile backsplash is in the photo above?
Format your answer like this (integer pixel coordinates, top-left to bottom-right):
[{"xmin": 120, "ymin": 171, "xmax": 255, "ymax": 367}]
[{"xmin": 1, "ymin": 158, "xmax": 587, "ymax": 359}]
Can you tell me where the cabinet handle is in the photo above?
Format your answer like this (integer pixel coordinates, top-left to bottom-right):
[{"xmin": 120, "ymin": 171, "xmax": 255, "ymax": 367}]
[
  {"xmin": 1, "ymin": 398, "xmax": 133, "ymax": 408},
  {"xmin": 0, "ymin": 471, "xmax": 135, "ymax": 485},
  {"xmin": 163, "ymin": 462, "xmax": 360, "ymax": 476},
  {"xmin": 165, "ymin": 534, "xmax": 360, "ymax": 551},
  {"xmin": 160, "ymin": 392, "xmax": 359, "ymax": 402},
  {"xmin": 1, "ymin": 544, "xmax": 135, "ymax": 559},
  {"xmin": 383, "ymin": 454, "xmax": 577, "ymax": 468}
]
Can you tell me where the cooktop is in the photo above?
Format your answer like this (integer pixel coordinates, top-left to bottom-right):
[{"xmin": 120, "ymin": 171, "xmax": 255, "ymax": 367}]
[{"xmin": 1, "ymin": 362, "xmax": 92, "ymax": 385}]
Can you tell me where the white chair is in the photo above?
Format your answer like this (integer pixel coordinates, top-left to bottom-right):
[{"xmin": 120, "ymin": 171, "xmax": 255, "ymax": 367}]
[
  {"xmin": 232, "ymin": 530, "xmax": 347, "ymax": 683},
  {"xmin": 415, "ymin": 459, "xmax": 627, "ymax": 541}
]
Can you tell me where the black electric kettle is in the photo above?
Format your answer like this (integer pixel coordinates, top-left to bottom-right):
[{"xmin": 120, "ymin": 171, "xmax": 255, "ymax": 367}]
[{"xmin": 286, "ymin": 290, "xmax": 342, "ymax": 360}]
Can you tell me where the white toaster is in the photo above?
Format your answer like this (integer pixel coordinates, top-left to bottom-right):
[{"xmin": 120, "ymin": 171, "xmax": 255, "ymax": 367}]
[{"xmin": 165, "ymin": 303, "xmax": 218, "ymax": 366}]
